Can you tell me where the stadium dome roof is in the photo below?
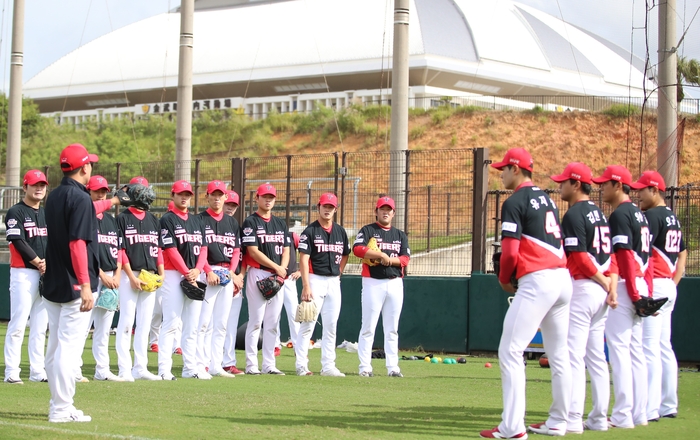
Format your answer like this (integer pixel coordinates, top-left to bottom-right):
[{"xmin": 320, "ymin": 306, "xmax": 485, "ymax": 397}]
[{"xmin": 25, "ymin": 0, "xmax": 649, "ymax": 113}]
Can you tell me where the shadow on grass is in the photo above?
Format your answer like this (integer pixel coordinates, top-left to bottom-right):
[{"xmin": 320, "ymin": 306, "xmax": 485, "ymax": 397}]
[
  {"xmin": 0, "ymin": 411, "xmax": 46, "ymax": 421},
  {"xmin": 193, "ymin": 405, "xmax": 550, "ymax": 436}
]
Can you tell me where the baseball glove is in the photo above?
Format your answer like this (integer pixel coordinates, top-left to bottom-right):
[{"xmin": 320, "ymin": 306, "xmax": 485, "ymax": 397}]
[
  {"xmin": 492, "ymin": 252, "xmax": 518, "ymax": 289},
  {"xmin": 633, "ymin": 296, "xmax": 668, "ymax": 317},
  {"xmin": 114, "ymin": 183, "xmax": 156, "ymax": 211},
  {"xmin": 138, "ymin": 270, "xmax": 163, "ymax": 292},
  {"xmin": 180, "ymin": 279, "xmax": 207, "ymax": 301},
  {"xmin": 294, "ymin": 300, "xmax": 318, "ymax": 323},
  {"xmin": 361, "ymin": 237, "xmax": 381, "ymax": 266},
  {"xmin": 256, "ymin": 275, "xmax": 284, "ymax": 300},
  {"xmin": 96, "ymin": 286, "xmax": 119, "ymax": 311},
  {"xmin": 213, "ymin": 268, "xmax": 231, "ymax": 286}
]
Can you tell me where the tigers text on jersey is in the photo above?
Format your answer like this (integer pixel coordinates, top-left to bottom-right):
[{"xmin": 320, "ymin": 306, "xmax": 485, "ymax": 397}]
[
  {"xmin": 298, "ymin": 221, "xmax": 351, "ymax": 276},
  {"xmin": 240, "ymin": 213, "xmax": 289, "ymax": 270},
  {"xmin": 609, "ymin": 201, "xmax": 651, "ymax": 278},
  {"xmin": 644, "ymin": 205, "xmax": 685, "ymax": 278},
  {"xmin": 97, "ymin": 213, "xmax": 119, "ymax": 272},
  {"xmin": 117, "ymin": 210, "xmax": 162, "ymax": 273},
  {"xmin": 500, "ymin": 183, "xmax": 566, "ymax": 278},
  {"xmin": 561, "ymin": 200, "xmax": 611, "ymax": 277},
  {"xmin": 5, "ymin": 201, "xmax": 48, "ymax": 269},
  {"xmin": 160, "ymin": 211, "xmax": 204, "ymax": 269},
  {"xmin": 353, "ymin": 223, "xmax": 410, "ymax": 279},
  {"xmin": 200, "ymin": 210, "xmax": 240, "ymax": 267}
]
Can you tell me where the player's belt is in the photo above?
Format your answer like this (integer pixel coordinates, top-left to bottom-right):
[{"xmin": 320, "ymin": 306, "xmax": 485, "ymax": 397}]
[
  {"xmin": 572, "ymin": 274, "xmax": 589, "ymax": 281},
  {"xmin": 210, "ymin": 261, "xmax": 229, "ymax": 267}
]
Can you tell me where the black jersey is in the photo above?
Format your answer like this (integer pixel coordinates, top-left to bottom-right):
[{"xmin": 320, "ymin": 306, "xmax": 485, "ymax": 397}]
[
  {"xmin": 644, "ymin": 206, "xmax": 685, "ymax": 278},
  {"xmin": 609, "ymin": 201, "xmax": 651, "ymax": 277},
  {"xmin": 200, "ymin": 209, "xmax": 240, "ymax": 267},
  {"xmin": 97, "ymin": 213, "xmax": 119, "ymax": 272},
  {"xmin": 299, "ymin": 221, "xmax": 350, "ymax": 276},
  {"xmin": 117, "ymin": 209, "xmax": 162, "ymax": 273},
  {"xmin": 500, "ymin": 183, "xmax": 566, "ymax": 278},
  {"xmin": 353, "ymin": 223, "xmax": 410, "ymax": 279},
  {"xmin": 241, "ymin": 213, "xmax": 288, "ymax": 270},
  {"xmin": 6, "ymin": 201, "xmax": 48, "ymax": 269},
  {"xmin": 160, "ymin": 211, "xmax": 204, "ymax": 269},
  {"xmin": 286, "ymin": 231, "xmax": 299, "ymax": 273},
  {"xmin": 561, "ymin": 200, "xmax": 611, "ymax": 276}
]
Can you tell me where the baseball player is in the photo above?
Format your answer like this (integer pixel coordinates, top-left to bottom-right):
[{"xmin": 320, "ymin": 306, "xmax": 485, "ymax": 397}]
[
  {"xmin": 76, "ymin": 175, "xmax": 124, "ymax": 382},
  {"xmin": 296, "ymin": 193, "xmax": 350, "ymax": 376},
  {"xmin": 222, "ymin": 190, "xmax": 247, "ymax": 375},
  {"xmin": 158, "ymin": 180, "xmax": 208, "ymax": 380},
  {"xmin": 631, "ymin": 171, "xmax": 685, "ymax": 420},
  {"xmin": 241, "ymin": 183, "xmax": 289, "ymax": 375},
  {"xmin": 275, "ymin": 231, "xmax": 301, "ymax": 353},
  {"xmin": 551, "ymin": 163, "xmax": 615, "ymax": 432},
  {"xmin": 480, "ymin": 148, "xmax": 571, "ymax": 439},
  {"xmin": 3, "ymin": 170, "xmax": 49, "ymax": 384},
  {"xmin": 196, "ymin": 181, "xmax": 244, "ymax": 378},
  {"xmin": 43, "ymin": 143, "xmax": 125, "ymax": 423},
  {"xmin": 592, "ymin": 165, "xmax": 652, "ymax": 428},
  {"xmin": 353, "ymin": 196, "xmax": 410, "ymax": 378},
  {"xmin": 115, "ymin": 176, "xmax": 163, "ymax": 381}
]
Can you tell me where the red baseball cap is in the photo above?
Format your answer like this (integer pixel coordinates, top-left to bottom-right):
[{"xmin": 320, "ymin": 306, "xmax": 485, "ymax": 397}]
[
  {"xmin": 550, "ymin": 162, "xmax": 593, "ymax": 184},
  {"xmin": 630, "ymin": 170, "xmax": 666, "ymax": 191},
  {"xmin": 23, "ymin": 170, "xmax": 48, "ymax": 186},
  {"xmin": 87, "ymin": 175, "xmax": 110, "ymax": 191},
  {"xmin": 206, "ymin": 180, "xmax": 226, "ymax": 195},
  {"xmin": 60, "ymin": 143, "xmax": 99, "ymax": 171},
  {"xmin": 171, "ymin": 180, "xmax": 194, "ymax": 194},
  {"xmin": 318, "ymin": 193, "xmax": 338, "ymax": 208},
  {"xmin": 592, "ymin": 165, "xmax": 633, "ymax": 186},
  {"xmin": 225, "ymin": 190, "xmax": 239, "ymax": 205},
  {"xmin": 257, "ymin": 183, "xmax": 276, "ymax": 197},
  {"xmin": 376, "ymin": 196, "xmax": 395, "ymax": 210},
  {"xmin": 130, "ymin": 176, "xmax": 149, "ymax": 186},
  {"xmin": 490, "ymin": 148, "xmax": 534, "ymax": 172}
]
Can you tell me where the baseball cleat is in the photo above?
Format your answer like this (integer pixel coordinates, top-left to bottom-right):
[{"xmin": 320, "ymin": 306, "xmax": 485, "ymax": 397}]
[
  {"xmin": 150, "ymin": 343, "xmax": 159, "ymax": 353},
  {"xmin": 607, "ymin": 419, "xmax": 633, "ymax": 429},
  {"xmin": 274, "ymin": 347, "xmax": 281, "ymax": 357},
  {"xmin": 4, "ymin": 377, "xmax": 24, "ymax": 384},
  {"xmin": 648, "ymin": 418, "xmax": 660, "ymax": 422},
  {"xmin": 662, "ymin": 413, "xmax": 677, "ymax": 419},
  {"xmin": 528, "ymin": 423, "xmax": 564, "ymax": 436},
  {"xmin": 223, "ymin": 365, "xmax": 245, "ymax": 375},
  {"xmin": 119, "ymin": 374, "xmax": 135, "ymax": 382},
  {"xmin": 173, "ymin": 348, "xmax": 183, "ymax": 355},
  {"xmin": 263, "ymin": 368, "xmax": 285, "ymax": 375},
  {"xmin": 183, "ymin": 372, "xmax": 212, "ymax": 380},
  {"xmin": 479, "ymin": 427, "xmax": 528, "ymax": 439},
  {"xmin": 359, "ymin": 371, "xmax": 374, "ymax": 377},
  {"xmin": 211, "ymin": 370, "xmax": 236, "ymax": 378},
  {"xmin": 320, "ymin": 368, "xmax": 345, "ymax": 377},
  {"xmin": 245, "ymin": 368, "xmax": 262, "ymax": 375},
  {"xmin": 133, "ymin": 370, "xmax": 161, "ymax": 381},
  {"xmin": 49, "ymin": 411, "xmax": 91, "ymax": 423},
  {"xmin": 160, "ymin": 373, "xmax": 177, "ymax": 381},
  {"xmin": 582, "ymin": 420, "xmax": 607, "ymax": 431},
  {"xmin": 75, "ymin": 376, "xmax": 90, "ymax": 383},
  {"xmin": 96, "ymin": 372, "xmax": 126, "ymax": 382},
  {"xmin": 296, "ymin": 367, "xmax": 313, "ymax": 376},
  {"xmin": 388, "ymin": 371, "xmax": 404, "ymax": 378},
  {"xmin": 29, "ymin": 377, "xmax": 48, "ymax": 383}
]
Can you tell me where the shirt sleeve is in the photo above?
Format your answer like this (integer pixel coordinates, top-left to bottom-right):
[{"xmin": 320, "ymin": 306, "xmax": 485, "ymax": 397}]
[
  {"xmin": 561, "ymin": 210, "xmax": 588, "ymax": 253},
  {"xmin": 352, "ymin": 227, "xmax": 370, "ymax": 257},
  {"xmin": 342, "ymin": 229, "xmax": 351, "ymax": 256},
  {"xmin": 610, "ymin": 210, "xmax": 634, "ymax": 251},
  {"xmin": 298, "ymin": 228, "xmax": 312, "ymax": 255},
  {"xmin": 240, "ymin": 218, "xmax": 259, "ymax": 248},
  {"xmin": 5, "ymin": 208, "xmax": 25, "ymax": 242},
  {"xmin": 160, "ymin": 216, "xmax": 177, "ymax": 250},
  {"xmin": 500, "ymin": 197, "xmax": 522, "ymax": 240}
]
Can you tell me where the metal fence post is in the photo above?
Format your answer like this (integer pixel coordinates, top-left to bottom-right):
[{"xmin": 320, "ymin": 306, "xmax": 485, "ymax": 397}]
[
  {"xmin": 340, "ymin": 152, "xmax": 347, "ymax": 227},
  {"xmin": 471, "ymin": 148, "xmax": 489, "ymax": 273},
  {"xmin": 333, "ymin": 152, "xmax": 340, "ymax": 224},
  {"xmin": 194, "ymin": 159, "xmax": 201, "ymax": 213},
  {"xmin": 446, "ymin": 192, "xmax": 451, "ymax": 237},
  {"xmin": 286, "ymin": 155, "xmax": 292, "ymax": 226},
  {"xmin": 231, "ymin": 157, "xmax": 246, "ymax": 225},
  {"xmin": 426, "ymin": 185, "xmax": 432, "ymax": 252},
  {"xmin": 115, "ymin": 162, "xmax": 122, "ymax": 216},
  {"xmin": 404, "ymin": 150, "xmax": 411, "ymax": 234}
]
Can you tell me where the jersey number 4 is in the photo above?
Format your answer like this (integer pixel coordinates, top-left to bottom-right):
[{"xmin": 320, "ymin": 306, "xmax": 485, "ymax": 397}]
[
  {"xmin": 592, "ymin": 226, "xmax": 611, "ymax": 254},
  {"xmin": 545, "ymin": 211, "xmax": 561, "ymax": 238}
]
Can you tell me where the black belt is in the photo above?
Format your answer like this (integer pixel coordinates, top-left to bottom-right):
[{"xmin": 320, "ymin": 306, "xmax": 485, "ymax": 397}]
[{"xmin": 210, "ymin": 262, "xmax": 229, "ymax": 267}]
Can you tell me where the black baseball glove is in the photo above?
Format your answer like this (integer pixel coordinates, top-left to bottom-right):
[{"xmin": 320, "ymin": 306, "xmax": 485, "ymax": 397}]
[
  {"xmin": 492, "ymin": 252, "xmax": 518, "ymax": 290},
  {"xmin": 256, "ymin": 275, "xmax": 285, "ymax": 300},
  {"xmin": 180, "ymin": 279, "xmax": 207, "ymax": 301},
  {"xmin": 114, "ymin": 183, "xmax": 156, "ymax": 211},
  {"xmin": 633, "ymin": 296, "xmax": 668, "ymax": 317}
]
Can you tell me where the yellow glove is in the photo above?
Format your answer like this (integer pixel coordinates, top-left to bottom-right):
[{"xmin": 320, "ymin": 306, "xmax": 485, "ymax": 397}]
[
  {"xmin": 138, "ymin": 271, "xmax": 163, "ymax": 292},
  {"xmin": 361, "ymin": 237, "xmax": 381, "ymax": 266}
]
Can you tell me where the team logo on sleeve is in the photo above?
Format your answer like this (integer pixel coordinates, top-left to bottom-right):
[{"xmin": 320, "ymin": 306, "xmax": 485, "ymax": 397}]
[
  {"xmin": 243, "ymin": 227, "xmax": 253, "ymax": 236},
  {"xmin": 7, "ymin": 219, "xmax": 16, "ymax": 228}
]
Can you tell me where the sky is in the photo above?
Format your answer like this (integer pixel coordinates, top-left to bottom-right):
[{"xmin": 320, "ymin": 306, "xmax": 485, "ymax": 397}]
[{"xmin": 0, "ymin": 0, "xmax": 698, "ymax": 93}]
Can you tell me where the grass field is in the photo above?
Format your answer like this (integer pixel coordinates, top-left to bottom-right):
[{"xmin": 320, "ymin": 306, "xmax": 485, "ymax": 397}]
[{"xmin": 0, "ymin": 324, "xmax": 698, "ymax": 439}]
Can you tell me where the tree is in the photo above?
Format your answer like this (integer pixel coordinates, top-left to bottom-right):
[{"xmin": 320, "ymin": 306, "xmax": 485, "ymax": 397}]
[{"xmin": 677, "ymin": 56, "xmax": 700, "ymax": 102}]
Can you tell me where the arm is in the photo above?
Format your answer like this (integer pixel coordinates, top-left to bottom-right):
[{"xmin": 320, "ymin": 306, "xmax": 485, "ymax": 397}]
[
  {"xmin": 300, "ymin": 253, "xmax": 312, "ymax": 301},
  {"xmin": 11, "ymin": 240, "xmax": 45, "ymax": 274},
  {"xmin": 569, "ymin": 251, "xmax": 610, "ymax": 292},
  {"xmin": 614, "ymin": 248, "xmax": 641, "ymax": 302},
  {"xmin": 498, "ymin": 237, "xmax": 520, "ymax": 290},
  {"xmin": 673, "ymin": 249, "xmax": 687, "ymax": 285},
  {"xmin": 339, "ymin": 255, "xmax": 349, "ymax": 273},
  {"xmin": 164, "ymin": 247, "xmax": 190, "ymax": 276},
  {"xmin": 69, "ymin": 239, "xmax": 93, "ymax": 312},
  {"xmin": 246, "ymin": 246, "xmax": 287, "ymax": 278}
]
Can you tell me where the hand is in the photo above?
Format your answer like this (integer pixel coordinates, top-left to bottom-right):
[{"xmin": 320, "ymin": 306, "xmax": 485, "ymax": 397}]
[
  {"xmin": 34, "ymin": 259, "xmax": 46, "ymax": 275},
  {"xmin": 379, "ymin": 253, "xmax": 391, "ymax": 266},
  {"xmin": 601, "ymin": 276, "xmax": 612, "ymax": 293},
  {"xmin": 101, "ymin": 275, "xmax": 118, "ymax": 289},
  {"xmin": 129, "ymin": 276, "xmax": 146, "ymax": 291},
  {"xmin": 289, "ymin": 270, "xmax": 301, "ymax": 281},
  {"xmin": 301, "ymin": 286, "xmax": 314, "ymax": 302},
  {"xmin": 206, "ymin": 271, "xmax": 220, "ymax": 286},
  {"xmin": 606, "ymin": 290, "xmax": 618, "ymax": 309},
  {"xmin": 499, "ymin": 281, "xmax": 516, "ymax": 294},
  {"xmin": 80, "ymin": 285, "xmax": 94, "ymax": 312},
  {"xmin": 232, "ymin": 273, "xmax": 244, "ymax": 291},
  {"xmin": 274, "ymin": 265, "xmax": 287, "ymax": 279},
  {"xmin": 186, "ymin": 268, "xmax": 201, "ymax": 283}
]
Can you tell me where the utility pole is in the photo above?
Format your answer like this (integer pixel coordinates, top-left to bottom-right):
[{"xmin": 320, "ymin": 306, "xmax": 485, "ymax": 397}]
[
  {"xmin": 657, "ymin": 0, "xmax": 678, "ymax": 186},
  {"xmin": 175, "ymin": 0, "xmax": 194, "ymax": 182},
  {"xmin": 5, "ymin": 0, "xmax": 25, "ymax": 187},
  {"xmin": 389, "ymin": 0, "xmax": 409, "ymax": 227}
]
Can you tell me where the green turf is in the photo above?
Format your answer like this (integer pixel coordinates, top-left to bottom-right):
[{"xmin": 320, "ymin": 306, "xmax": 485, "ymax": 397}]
[{"xmin": 0, "ymin": 324, "xmax": 698, "ymax": 439}]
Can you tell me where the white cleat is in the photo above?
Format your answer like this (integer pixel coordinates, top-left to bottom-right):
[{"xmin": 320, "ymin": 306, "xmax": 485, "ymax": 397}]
[
  {"xmin": 320, "ymin": 368, "xmax": 346, "ymax": 377},
  {"xmin": 133, "ymin": 370, "xmax": 161, "ymax": 381},
  {"xmin": 210, "ymin": 370, "xmax": 236, "ymax": 378},
  {"xmin": 95, "ymin": 372, "xmax": 126, "ymax": 382},
  {"xmin": 49, "ymin": 410, "xmax": 92, "ymax": 423}
]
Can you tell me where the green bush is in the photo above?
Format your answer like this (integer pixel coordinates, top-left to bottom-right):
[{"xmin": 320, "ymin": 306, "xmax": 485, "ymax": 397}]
[
  {"xmin": 410, "ymin": 125, "xmax": 426, "ymax": 140},
  {"xmin": 601, "ymin": 104, "xmax": 641, "ymax": 117}
]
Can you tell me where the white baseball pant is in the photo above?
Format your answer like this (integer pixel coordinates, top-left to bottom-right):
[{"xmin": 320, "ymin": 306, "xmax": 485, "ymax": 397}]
[
  {"xmin": 605, "ymin": 277, "xmax": 648, "ymax": 427},
  {"xmin": 497, "ymin": 268, "xmax": 572, "ymax": 438},
  {"xmin": 643, "ymin": 277, "xmax": 678, "ymax": 419},
  {"xmin": 149, "ymin": 289, "xmax": 182, "ymax": 350},
  {"xmin": 196, "ymin": 266, "xmax": 234, "ymax": 374},
  {"xmin": 4, "ymin": 267, "xmax": 48, "ymax": 381},
  {"xmin": 358, "ymin": 277, "xmax": 403, "ymax": 375},
  {"xmin": 245, "ymin": 267, "xmax": 284, "ymax": 372},
  {"xmin": 567, "ymin": 278, "xmax": 610, "ymax": 431},
  {"xmin": 44, "ymin": 297, "xmax": 93, "ymax": 420},
  {"xmin": 116, "ymin": 271, "xmax": 157, "ymax": 377},
  {"xmin": 158, "ymin": 270, "xmax": 202, "ymax": 377},
  {"xmin": 222, "ymin": 292, "xmax": 244, "ymax": 368},
  {"xmin": 295, "ymin": 274, "xmax": 342, "ymax": 372},
  {"xmin": 276, "ymin": 275, "xmax": 300, "ymax": 347},
  {"xmin": 81, "ymin": 271, "xmax": 117, "ymax": 380}
]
